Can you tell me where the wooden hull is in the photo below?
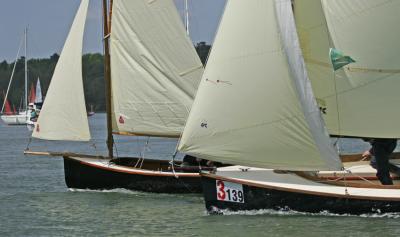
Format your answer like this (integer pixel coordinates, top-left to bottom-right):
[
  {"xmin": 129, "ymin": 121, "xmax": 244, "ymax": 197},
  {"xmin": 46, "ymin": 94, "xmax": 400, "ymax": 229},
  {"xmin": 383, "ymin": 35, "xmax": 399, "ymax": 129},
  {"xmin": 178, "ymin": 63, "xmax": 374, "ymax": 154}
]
[
  {"xmin": 63, "ymin": 156, "xmax": 202, "ymax": 193},
  {"xmin": 201, "ymin": 166, "xmax": 400, "ymax": 215}
]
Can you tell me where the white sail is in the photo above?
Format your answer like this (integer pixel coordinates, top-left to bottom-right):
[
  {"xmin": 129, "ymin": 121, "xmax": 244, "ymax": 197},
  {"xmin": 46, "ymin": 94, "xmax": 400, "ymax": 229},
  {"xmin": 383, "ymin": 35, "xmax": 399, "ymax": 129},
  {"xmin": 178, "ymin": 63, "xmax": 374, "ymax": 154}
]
[
  {"xmin": 32, "ymin": 0, "xmax": 90, "ymax": 141},
  {"xmin": 295, "ymin": 0, "xmax": 400, "ymax": 138},
  {"xmin": 34, "ymin": 78, "xmax": 42, "ymax": 104},
  {"xmin": 178, "ymin": 0, "xmax": 341, "ymax": 171},
  {"xmin": 110, "ymin": 0, "xmax": 204, "ymax": 137}
]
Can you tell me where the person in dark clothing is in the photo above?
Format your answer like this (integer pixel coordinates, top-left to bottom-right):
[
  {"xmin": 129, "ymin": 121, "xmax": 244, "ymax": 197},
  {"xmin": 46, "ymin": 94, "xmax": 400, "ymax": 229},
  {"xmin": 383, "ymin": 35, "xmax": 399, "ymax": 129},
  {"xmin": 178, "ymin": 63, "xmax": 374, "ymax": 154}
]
[
  {"xmin": 362, "ymin": 138, "xmax": 397, "ymax": 185},
  {"xmin": 182, "ymin": 155, "xmax": 223, "ymax": 167}
]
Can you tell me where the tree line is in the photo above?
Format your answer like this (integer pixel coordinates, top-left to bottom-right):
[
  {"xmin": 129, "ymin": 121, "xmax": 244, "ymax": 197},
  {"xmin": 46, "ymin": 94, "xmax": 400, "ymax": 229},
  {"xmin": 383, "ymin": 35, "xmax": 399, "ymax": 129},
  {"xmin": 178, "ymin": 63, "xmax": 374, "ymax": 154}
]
[{"xmin": 0, "ymin": 42, "xmax": 211, "ymax": 112}]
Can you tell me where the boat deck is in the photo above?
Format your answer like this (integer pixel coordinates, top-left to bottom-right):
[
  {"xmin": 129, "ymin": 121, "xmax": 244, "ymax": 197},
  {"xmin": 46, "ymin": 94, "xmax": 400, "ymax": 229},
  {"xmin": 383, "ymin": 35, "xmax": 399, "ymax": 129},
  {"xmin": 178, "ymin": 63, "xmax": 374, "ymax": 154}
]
[{"xmin": 213, "ymin": 165, "xmax": 400, "ymax": 200}]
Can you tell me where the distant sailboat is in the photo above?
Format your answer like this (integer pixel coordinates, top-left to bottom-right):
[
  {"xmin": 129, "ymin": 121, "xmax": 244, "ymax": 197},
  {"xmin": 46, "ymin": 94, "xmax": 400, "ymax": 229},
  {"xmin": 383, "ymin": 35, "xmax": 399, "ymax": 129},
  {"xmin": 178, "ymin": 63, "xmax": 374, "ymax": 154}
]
[
  {"xmin": 1, "ymin": 28, "xmax": 31, "ymax": 126},
  {"xmin": 27, "ymin": 78, "xmax": 43, "ymax": 130},
  {"xmin": 25, "ymin": 0, "xmax": 208, "ymax": 193},
  {"xmin": 2, "ymin": 93, "xmax": 14, "ymax": 116},
  {"xmin": 34, "ymin": 78, "xmax": 43, "ymax": 107},
  {"xmin": 178, "ymin": 0, "xmax": 400, "ymax": 214}
]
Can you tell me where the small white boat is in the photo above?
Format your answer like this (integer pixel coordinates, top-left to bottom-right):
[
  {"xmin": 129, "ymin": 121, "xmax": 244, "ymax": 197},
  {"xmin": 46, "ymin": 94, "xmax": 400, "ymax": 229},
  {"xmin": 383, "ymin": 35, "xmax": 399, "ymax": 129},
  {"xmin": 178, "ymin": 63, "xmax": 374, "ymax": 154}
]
[{"xmin": 1, "ymin": 112, "xmax": 29, "ymax": 125}]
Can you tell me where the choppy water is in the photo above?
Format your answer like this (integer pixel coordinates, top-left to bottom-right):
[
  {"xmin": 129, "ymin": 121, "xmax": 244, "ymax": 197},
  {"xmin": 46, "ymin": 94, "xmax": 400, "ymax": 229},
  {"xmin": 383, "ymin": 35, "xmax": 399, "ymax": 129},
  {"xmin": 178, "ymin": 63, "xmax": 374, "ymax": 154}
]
[{"xmin": 1, "ymin": 114, "xmax": 400, "ymax": 236}]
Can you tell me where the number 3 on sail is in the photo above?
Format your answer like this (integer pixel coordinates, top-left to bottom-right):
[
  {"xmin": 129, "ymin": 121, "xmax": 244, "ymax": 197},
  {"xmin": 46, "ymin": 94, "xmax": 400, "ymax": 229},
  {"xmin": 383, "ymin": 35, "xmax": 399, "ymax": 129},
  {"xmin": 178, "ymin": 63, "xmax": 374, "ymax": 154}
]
[{"xmin": 216, "ymin": 180, "xmax": 244, "ymax": 203}]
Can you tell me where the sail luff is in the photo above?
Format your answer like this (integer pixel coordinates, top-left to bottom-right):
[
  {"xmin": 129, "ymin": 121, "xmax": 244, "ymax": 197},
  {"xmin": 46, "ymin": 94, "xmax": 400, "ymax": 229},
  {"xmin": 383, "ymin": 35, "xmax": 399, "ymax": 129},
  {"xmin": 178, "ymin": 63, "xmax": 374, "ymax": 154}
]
[{"xmin": 32, "ymin": 0, "xmax": 90, "ymax": 141}]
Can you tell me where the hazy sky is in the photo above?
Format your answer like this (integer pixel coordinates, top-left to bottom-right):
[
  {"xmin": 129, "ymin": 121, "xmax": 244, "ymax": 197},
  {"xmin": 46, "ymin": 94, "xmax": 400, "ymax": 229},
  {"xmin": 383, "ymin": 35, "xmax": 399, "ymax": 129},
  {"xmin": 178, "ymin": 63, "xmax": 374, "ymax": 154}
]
[{"xmin": 0, "ymin": 0, "xmax": 226, "ymax": 62}]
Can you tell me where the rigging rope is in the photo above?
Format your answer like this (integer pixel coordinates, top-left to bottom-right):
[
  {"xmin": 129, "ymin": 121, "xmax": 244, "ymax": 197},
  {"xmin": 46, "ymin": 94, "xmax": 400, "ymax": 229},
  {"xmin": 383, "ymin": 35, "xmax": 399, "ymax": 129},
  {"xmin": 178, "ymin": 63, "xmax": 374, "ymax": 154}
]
[{"xmin": 135, "ymin": 137, "xmax": 150, "ymax": 168}]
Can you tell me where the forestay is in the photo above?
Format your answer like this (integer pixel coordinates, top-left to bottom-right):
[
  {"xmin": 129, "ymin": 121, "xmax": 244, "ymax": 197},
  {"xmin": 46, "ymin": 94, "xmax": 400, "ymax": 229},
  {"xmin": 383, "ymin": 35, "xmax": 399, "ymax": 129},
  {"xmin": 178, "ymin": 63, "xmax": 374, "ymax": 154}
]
[
  {"xmin": 178, "ymin": 0, "xmax": 342, "ymax": 171},
  {"xmin": 33, "ymin": 0, "xmax": 90, "ymax": 141},
  {"xmin": 110, "ymin": 0, "xmax": 204, "ymax": 137},
  {"xmin": 295, "ymin": 0, "xmax": 400, "ymax": 138}
]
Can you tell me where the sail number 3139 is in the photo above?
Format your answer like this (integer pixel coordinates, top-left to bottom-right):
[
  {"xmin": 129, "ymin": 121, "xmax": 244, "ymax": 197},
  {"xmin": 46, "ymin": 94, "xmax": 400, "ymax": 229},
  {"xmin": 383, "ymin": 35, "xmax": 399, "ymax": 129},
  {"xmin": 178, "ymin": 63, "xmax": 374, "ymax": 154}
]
[{"xmin": 216, "ymin": 180, "xmax": 244, "ymax": 203}]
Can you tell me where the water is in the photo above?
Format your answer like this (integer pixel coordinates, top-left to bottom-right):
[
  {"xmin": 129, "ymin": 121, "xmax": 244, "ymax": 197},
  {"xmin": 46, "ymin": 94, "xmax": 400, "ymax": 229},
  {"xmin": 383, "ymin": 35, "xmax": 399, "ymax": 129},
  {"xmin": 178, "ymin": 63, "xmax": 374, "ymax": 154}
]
[{"xmin": 1, "ymin": 114, "xmax": 400, "ymax": 236}]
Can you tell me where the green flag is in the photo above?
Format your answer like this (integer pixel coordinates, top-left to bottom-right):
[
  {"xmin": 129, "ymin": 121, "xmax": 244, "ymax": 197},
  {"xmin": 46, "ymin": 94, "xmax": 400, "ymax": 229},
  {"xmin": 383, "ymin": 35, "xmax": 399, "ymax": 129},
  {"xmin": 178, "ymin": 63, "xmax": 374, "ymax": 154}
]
[{"xmin": 329, "ymin": 48, "xmax": 356, "ymax": 71}]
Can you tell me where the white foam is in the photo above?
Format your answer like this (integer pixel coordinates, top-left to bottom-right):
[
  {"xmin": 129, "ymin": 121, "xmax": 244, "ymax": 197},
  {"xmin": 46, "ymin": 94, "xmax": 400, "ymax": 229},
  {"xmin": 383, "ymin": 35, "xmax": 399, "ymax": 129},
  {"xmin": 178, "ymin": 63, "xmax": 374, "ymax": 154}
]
[
  {"xmin": 68, "ymin": 188, "xmax": 144, "ymax": 195},
  {"xmin": 207, "ymin": 206, "xmax": 400, "ymax": 218}
]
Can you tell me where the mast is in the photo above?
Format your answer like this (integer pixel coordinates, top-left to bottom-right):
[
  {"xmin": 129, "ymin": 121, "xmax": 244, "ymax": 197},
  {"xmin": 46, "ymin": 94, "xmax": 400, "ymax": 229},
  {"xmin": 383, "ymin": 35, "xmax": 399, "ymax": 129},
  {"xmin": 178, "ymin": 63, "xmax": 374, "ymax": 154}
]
[
  {"xmin": 103, "ymin": 0, "xmax": 114, "ymax": 158},
  {"xmin": 1, "ymin": 35, "xmax": 23, "ymax": 114},
  {"xmin": 24, "ymin": 28, "xmax": 28, "ymax": 114},
  {"xmin": 185, "ymin": 0, "xmax": 189, "ymax": 35}
]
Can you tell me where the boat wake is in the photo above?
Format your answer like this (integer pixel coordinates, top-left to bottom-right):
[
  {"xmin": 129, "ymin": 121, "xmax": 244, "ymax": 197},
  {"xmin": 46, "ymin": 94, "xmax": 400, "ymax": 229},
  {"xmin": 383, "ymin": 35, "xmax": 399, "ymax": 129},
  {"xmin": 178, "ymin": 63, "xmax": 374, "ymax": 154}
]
[
  {"xmin": 68, "ymin": 188, "xmax": 144, "ymax": 195},
  {"xmin": 208, "ymin": 206, "xmax": 400, "ymax": 218},
  {"xmin": 68, "ymin": 188, "xmax": 202, "ymax": 199}
]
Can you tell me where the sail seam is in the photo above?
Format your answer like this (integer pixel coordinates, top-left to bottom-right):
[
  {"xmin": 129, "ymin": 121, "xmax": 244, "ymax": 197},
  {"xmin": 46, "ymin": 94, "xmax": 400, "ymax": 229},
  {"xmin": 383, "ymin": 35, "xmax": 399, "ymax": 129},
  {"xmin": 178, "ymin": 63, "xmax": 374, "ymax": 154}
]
[{"xmin": 181, "ymin": 113, "xmax": 313, "ymax": 140}]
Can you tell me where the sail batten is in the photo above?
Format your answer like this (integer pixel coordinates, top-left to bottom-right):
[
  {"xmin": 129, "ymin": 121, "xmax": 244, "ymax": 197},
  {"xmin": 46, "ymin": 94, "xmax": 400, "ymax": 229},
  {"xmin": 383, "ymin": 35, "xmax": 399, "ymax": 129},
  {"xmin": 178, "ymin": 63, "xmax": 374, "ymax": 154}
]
[
  {"xmin": 110, "ymin": 0, "xmax": 203, "ymax": 137},
  {"xmin": 32, "ymin": 0, "xmax": 90, "ymax": 141},
  {"xmin": 178, "ymin": 0, "xmax": 341, "ymax": 171}
]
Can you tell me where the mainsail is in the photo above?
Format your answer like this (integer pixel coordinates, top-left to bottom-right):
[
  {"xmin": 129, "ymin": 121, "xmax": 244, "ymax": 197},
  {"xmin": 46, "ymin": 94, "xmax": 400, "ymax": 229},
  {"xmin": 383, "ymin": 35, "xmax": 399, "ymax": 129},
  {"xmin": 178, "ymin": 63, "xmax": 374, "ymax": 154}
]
[
  {"xmin": 32, "ymin": 0, "xmax": 90, "ymax": 141},
  {"xmin": 110, "ymin": 0, "xmax": 204, "ymax": 137},
  {"xmin": 295, "ymin": 0, "xmax": 400, "ymax": 138},
  {"xmin": 178, "ymin": 0, "xmax": 341, "ymax": 171}
]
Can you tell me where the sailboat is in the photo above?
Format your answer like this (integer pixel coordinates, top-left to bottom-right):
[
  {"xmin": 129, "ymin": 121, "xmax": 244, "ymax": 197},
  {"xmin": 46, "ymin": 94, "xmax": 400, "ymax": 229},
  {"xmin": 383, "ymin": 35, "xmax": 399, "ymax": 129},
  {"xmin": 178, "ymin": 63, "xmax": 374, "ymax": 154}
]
[
  {"xmin": 1, "ymin": 95, "xmax": 14, "ymax": 116},
  {"xmin": 1, "ymin": 28, "xmax": 31, "ymax": 125},
  {"xmin": 33, "ymin": 78, "xmax": 43, "ymax": 108},
  {"xmin": 27, "ymin": 78, "xmax": 43, "ymax": 130},
  {"xmin": 177, "ymin": 0, "xmax": 400, "ymax": 214},
  {"xmin": 25, "ymin": 0, "xmax": 207, "ymax": 193}
]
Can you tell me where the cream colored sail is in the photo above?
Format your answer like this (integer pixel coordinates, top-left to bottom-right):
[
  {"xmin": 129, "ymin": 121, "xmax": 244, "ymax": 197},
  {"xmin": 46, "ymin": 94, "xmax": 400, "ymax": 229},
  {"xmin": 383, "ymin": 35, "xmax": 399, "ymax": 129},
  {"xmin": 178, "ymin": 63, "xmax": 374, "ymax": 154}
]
[
  {"xmin": 33, "ymin": 0, "xmax": 90, "ymax": 141},
  {"xmin": 110, "ymin": 0, "xmax": 204, "ymax": 137},
  {"xmin": 178, "ymin": 0, "xmax": 342, "ymax": 171},
  {"xmin": 295, "ymin": 0, "xmax": 400, "ymax": 138}
]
